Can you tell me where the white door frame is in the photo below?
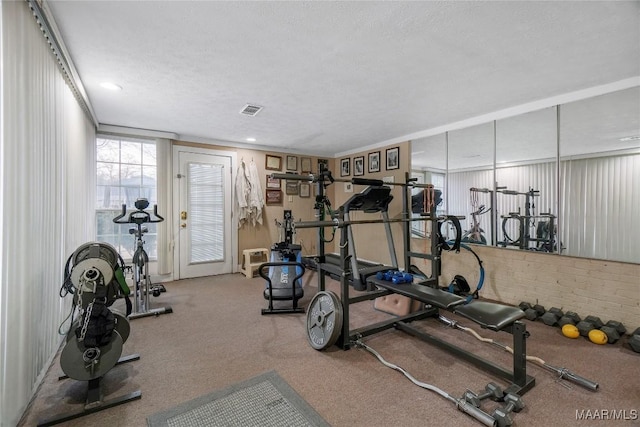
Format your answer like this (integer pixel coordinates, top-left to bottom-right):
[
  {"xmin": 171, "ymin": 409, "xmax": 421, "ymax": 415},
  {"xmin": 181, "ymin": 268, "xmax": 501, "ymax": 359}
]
[{"xmin": 172, "ymin": 145, "xmax": 238, "ymax": 279}]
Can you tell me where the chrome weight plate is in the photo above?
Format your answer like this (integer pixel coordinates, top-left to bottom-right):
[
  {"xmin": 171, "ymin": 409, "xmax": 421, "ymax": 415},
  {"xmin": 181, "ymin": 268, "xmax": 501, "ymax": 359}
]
[
  {"xmin": 60, "ymin": 331, "xmax": 123, "ymax": 381},
  {"xmin": 306, "ymin": 291, "xmax": 343, "ymax": 350},
  {"xmin": 70, "ymin": 258, "xmax": 114, "ymax": 291},
  {"xmin": 72, "ymin": 241, "xmax": 119, "ymax": 267}
]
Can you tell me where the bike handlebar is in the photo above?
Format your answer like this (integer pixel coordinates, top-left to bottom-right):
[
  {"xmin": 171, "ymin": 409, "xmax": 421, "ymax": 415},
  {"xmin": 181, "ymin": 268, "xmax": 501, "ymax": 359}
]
[{"xmin": 112, "ymin": 204, "xmax": 165, "ymax": 225}]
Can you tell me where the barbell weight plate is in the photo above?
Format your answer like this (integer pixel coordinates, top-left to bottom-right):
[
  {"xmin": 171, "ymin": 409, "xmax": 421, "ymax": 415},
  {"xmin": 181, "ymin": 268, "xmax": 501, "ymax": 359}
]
[
  {"xmin": 60, "ymin": 331, "xmax": 123, "ymax": 381},
  {"xmin": 70, "ymin": 257, "xmax": 115, "ymax": 291},
  {"xmin": 306, "ymin": 291, "xmax": 343, "ymax": 351},
  {"xmin": 72, "ymin": 241, "xmax": 120, "ymax": 266},
  {"xmin": 66, "ymin": 319, "xmax": 80, "ymax": 342},
  {"xmin": 112, "ymin": 310, "xmax": 131, "ymax": 343}
]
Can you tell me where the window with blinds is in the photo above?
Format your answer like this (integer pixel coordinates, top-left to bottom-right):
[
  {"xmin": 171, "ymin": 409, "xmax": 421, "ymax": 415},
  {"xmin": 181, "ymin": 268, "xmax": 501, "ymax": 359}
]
[{"xmin": 188, "ymin": 162, "xmax": 224, "ymax": 263}]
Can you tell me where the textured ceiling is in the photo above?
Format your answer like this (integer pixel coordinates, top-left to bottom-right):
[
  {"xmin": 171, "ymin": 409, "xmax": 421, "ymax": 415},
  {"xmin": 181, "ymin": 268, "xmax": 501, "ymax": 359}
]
[{"xmin": 45, "ymin": 1, "xmax": 640, "ymax": 158}]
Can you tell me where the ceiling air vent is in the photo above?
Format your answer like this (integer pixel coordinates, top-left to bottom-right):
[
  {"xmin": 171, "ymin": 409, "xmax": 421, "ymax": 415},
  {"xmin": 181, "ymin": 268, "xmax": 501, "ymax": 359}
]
[{"xmin": 239, "ymin": 104, "xmax": 263, "ymax": 116}]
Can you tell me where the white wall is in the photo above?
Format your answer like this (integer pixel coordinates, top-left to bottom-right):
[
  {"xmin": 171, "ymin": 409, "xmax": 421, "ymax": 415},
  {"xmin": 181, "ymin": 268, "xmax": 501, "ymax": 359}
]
[{"xmin": 0, "ymin": 2, "xmax": 96, "ymax": 426}]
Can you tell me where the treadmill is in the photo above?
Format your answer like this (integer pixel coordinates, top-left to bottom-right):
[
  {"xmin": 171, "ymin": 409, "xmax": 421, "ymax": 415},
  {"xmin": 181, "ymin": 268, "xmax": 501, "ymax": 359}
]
[{"xmin": 304, "ymin": 186, "xmax": 397, "ymax": 291}]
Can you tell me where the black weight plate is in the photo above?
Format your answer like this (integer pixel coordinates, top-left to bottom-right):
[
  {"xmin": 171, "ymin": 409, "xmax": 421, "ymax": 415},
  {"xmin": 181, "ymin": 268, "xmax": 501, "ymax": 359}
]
[
  {"xmin": 113, "ymin": 310, "xmax": 131, "ymax": 343},
  {"xmin": 306, "ymin": 291, "xmax": 343, "ymax": 350},
  {"xmin": 60, "ymin": 331, "xmax": 123, "ymax": 381}
]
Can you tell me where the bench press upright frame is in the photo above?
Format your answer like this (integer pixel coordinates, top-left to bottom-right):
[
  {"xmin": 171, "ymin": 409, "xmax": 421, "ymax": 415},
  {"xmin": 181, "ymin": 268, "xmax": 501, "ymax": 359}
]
[{"xmin": 281, "ymin": 169, "xmax": 535, "ymax": 395}]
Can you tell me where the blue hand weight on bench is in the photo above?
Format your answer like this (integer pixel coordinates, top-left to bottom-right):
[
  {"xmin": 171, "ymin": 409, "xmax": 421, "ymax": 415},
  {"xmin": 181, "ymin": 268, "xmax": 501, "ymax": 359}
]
[
  {"xmin": 376, "ymin": 271, "xmax": 385, "ymax": 280},
  {"xmin": 391, "ymin": 275, "xmax": 406, "ymax": 284}
]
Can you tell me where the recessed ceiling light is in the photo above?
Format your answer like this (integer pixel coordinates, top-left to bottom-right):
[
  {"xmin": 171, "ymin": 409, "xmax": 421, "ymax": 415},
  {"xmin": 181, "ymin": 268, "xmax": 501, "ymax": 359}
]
[
  {"xmin": 246, "ymin": 137, "xmax": 256, "ymax": 142},
  {"xmin": 100, "ymin": 82, "xmax": 122, "ymax": 91},
  {"xmin": 619, "ymin": 136, "xmax": 640, "ymax": 142}
]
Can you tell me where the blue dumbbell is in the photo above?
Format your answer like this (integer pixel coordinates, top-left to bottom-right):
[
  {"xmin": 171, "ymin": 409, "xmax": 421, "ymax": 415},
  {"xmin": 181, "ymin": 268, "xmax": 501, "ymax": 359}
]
[{"xmin": 391, "ymin": 275, "xmax": 406, "ymax": 284}]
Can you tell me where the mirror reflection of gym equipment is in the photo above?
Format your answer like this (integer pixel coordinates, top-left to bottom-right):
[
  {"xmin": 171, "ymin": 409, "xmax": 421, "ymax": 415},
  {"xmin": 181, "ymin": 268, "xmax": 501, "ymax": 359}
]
[
  {"xmin": 496, "ymin": 187, "xmax": 557, "ymax": 253},
  {"xmin": 461, "ymin": 187, "xmax": 494, "ymax": 245}
]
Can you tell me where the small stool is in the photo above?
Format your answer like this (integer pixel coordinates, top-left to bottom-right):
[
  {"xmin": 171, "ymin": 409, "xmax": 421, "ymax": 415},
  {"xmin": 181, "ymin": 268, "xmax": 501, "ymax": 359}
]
[{"xmin": 240, "ymin": 248, "xmax": 269, "ymax": 278}]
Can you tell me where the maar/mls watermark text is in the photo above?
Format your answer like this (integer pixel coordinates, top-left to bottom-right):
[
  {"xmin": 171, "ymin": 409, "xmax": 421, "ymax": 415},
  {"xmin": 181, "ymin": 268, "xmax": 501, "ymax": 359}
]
[{"xmin": 576, "ymin": 409, "xmax": 638, "ymax": 421}]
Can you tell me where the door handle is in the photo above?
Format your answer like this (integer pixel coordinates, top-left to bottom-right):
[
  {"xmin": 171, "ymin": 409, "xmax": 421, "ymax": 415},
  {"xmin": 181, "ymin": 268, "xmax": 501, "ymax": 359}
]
[{"xmin": 181, "ymin": 223, "xmax": 187, "ymax": 228}]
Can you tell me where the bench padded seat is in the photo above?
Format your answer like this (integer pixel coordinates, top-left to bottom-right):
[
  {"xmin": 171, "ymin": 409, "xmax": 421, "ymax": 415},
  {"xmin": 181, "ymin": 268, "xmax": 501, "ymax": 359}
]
[
  {"xmin": 454, "ymin": 301, "xmax": 525, "ymax": 331},
  {"xmin": 370, "ymin": 279, "xmax": 466, "ymax": 310}
]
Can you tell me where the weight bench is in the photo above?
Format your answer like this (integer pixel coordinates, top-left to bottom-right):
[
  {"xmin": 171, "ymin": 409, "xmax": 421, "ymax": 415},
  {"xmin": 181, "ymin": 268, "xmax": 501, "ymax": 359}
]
[{"xmin": 368, "ymin": 277, "xmax": 535, "ymax": 396}]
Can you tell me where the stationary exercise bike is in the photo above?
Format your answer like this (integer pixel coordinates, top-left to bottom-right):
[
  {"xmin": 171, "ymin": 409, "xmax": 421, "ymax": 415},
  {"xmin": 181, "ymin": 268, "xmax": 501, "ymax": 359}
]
[
  {"xmin": 461, "ymin": 204, "xmax": 489, "ymax": 244},
  {"xmin": 113, "ymin": 198, "xmax": 173, "ymax": 319}
]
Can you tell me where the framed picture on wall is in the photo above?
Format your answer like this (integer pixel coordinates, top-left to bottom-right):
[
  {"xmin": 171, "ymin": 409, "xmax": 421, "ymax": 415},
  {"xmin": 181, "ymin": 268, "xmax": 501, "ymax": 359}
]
[
  {"xmin": 286, "ymin": 155, "xmax": 298, "ymax": 171},
  {"xmin": 265, "ymin": 154, "xmax": 282, "ymax": 171},
  {"xmin": 368, "ymin": 151, "xmax": 380, "ymax": 173},
  {"xmin": 266, "ymin": 175, "xmax": 281, "ymax": 189},
  {"xmin": 299, "ymin": 183, "xmax": 310, "ymax": 198},
  {"xmin": 340, "ymin": 158, "xmax": 350, "ymax": 177},
  {"xmin": 353, "ymin": 156, "xmax": 364, "ymax": 176},
  {"xmin": 301, "ymin": 157, "xmax": 312, "ymax": 174},
  {"xmin": 266, "ymin": 190, "xmax": 282, "ymax": 205},
  {"xmin": 285, "ymin": 180, "xmax": 299, "ymax": 195},
  {"xmin": 386, "ymin": 147, "xmax": 399, "ymax": 170}
]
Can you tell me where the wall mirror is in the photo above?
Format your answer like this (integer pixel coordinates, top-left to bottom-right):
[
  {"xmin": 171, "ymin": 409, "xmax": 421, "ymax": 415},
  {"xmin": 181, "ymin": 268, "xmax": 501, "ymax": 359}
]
[
  {"xmin": 411, "ymin": 85, "xmax": 640, "ymax": 263},
  {"xmin": 559, "ymin": 87, "xmax": 640, "ymax": 263},
  {"xmin": 410, "ymin": 134, "xmax": 446, "ymax": 237},
  {"xmin": 495, "ymin": 106, "xmax": 558, "ymax": 252},
  {"xmin": 447, "ymin": 122, "xmax": 495, "ymax": 245}
]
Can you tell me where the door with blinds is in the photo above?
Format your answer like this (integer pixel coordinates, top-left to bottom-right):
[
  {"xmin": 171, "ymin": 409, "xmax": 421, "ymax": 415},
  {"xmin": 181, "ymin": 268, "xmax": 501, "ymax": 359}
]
[{"xmin": 175, "ymin": 147, "xmax": 235, "ymax": 279}]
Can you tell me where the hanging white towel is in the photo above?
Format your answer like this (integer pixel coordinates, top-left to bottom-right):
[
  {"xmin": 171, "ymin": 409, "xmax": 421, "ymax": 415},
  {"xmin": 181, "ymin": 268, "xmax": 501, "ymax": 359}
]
[
  {"xmin": 247, "ymin": 159, "xmax": 264, "ymax": 225},
  {"xmin": 235, "ymin": 159, "xmax": 251, "ymax": 228},
  {"xmin": 235, "ymin": 159, "xmax": 264, "ymax": 227}
]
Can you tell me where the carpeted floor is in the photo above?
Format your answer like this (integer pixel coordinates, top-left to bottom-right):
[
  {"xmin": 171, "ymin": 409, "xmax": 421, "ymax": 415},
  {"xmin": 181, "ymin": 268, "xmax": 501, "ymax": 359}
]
[{"xmin": 19, "ymin": 272, "xmax": 640, "ymax": 427}]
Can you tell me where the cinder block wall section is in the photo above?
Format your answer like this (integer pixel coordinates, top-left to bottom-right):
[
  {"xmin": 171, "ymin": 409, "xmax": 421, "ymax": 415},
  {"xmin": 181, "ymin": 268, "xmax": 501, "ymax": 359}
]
[{"xmin": 410, "ymin": 240, "xmax": 640, "ymax": 332}]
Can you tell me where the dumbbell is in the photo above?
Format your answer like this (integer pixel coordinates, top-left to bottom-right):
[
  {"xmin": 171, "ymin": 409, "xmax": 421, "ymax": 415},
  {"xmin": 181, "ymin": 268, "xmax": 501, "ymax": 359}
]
[
  {"xmin": 520, "ymin": 302, "xmax": 545, "ymax": 321},
  {"xmin": 377, "ymin": 270, "xmax": 394, "ymax": 281},
  {"xmin": 391, "ymin": 272, "xmax": 413, "ymax": 284},
  {"xmin": 557, "ymin": 311, "xmax": 581, "ymax": 327},
  {"xmin": 518, "ymin": 302, "xmax": 532, "ymax": 311},
  {"xmin": 576, "ymin": 316, "xmax": 604, "ymax": 337},
  {"xmin": 492, "ymin": 393, "xmax": 525, "ymax": 427},
  {"xmin": 599, "ymin": 320, "xmax": 626, "ymax": 344},
  {"xmin": 463, "ymin": 382, "xmax": 503, "ymax": 408},
  {"xmin": 629, "ymin": 327, "xmax": 640, "ymax": 353},
  {"xmin": 541, "ymin": 307, "xmax": 564, "ymax": 326}
]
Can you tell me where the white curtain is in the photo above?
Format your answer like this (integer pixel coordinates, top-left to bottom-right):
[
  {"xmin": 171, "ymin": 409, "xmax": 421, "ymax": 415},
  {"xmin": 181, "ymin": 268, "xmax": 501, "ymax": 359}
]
[
  {"xmin": 0, "ymin": 2, "xmax": 96, "ymax": 426},
  {"xmin": 561, "ymin": 154, "xmax": 640, "ymax": 263},
  {"xmin": 156, "ymin": 138, "xmax": 173, "ymax": 275}
]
